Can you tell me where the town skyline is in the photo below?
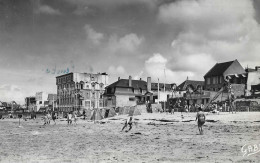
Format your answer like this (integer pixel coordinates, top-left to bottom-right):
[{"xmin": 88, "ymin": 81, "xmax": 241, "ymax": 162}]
[{"xmin": 1, "ymin": 0, "xmax": 260, "ymax": 104}]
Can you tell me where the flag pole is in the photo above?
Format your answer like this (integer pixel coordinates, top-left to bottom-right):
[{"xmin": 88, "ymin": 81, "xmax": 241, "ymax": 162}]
[
  {"xmin": 164, "ymin": 68, "xmax": 166, "ymax": 112},
  {"xmin": 158, "ymin": 78, "xmax": 159, "ymax": 104}
]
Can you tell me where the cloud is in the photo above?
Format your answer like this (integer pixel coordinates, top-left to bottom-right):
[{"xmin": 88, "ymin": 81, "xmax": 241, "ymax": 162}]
[
  {"xmin": 84, "ymin": 24, "xmax": 104, "ymax": 45},
  {"xmin": 65, "ymin": 0, "xmax": 156, "ymax": 9},
  {"xmin": 0, "ymin": 84, "xmax": 24, "ymax": 104},
  {"xmin": 108, "ymin": 33, "xmax": 144, "ymax": 54},
  {"xmin": 108, "ymin": 65, "xmax": 126, "ymax": 75},
  {"xmin": 133, "ymin": 71, "xmax": 144, "ymax": 80},
  {"xmin": 157, "ymin": 0, "xmax": 260, "ymax": 76},
  {"xmin": 145, "ymin": 53, "xmax": 194, "ymax": 84},
  {"xmin": 36, "ymin": 4, "xmax": 61, "ymax": 15}
]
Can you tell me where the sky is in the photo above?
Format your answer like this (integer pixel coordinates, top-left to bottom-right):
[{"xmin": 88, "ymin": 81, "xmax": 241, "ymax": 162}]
[{"xmin": 0, "ymin": 0, "xmax": 260, "ymax": 104}]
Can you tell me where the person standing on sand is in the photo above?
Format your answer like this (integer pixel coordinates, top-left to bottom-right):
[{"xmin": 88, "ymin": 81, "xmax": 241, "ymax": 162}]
[
  {"xmin": 121, "ymin": 116, "xmax": 133, "ymax": 132},
  {"xmin": 195, "ymin": 107, "xmax": 206, "ymax": 135},
  {"xmin": 46, "ymin": 112, "xmax": 51, "ymax": 124},
  {"xmin": 67, "ymin": 112, "xmax": 72, "ymax": 125},
  {"xmin": 43, "ymin": 113, "xmax": 49, "ymax": 125},
  {"xmin": 52, "ymin": 112, "xmax": 57, "ymax": 125},
  {"xmin": 72, "ymin": 112, "xmax": 77, "ymax": 125}
]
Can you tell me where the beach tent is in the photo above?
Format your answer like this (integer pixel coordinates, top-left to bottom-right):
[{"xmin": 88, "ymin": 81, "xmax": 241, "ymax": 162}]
[
  {"xmin": 136, "ymin": 104, "xmax": 147, "ymax": 113},
  {"xmin": 106, "ymin": 107, "xmax": 116, "ymax": 118},
  {"xmin": 128, "ymin": 106, "xmax": 141, "ymax": 116},
  {"xmin": 86, "ymin": 109, "xmax": 93, "ymax": 120},
  {"xmin": 102, "ymin": 107, "xmax": 116, "ymax": 118},
  {"xmin": 151, "ymin": 104, "xmax": 163, "ymax": 113},
  {"xmin": 119, "ymin": 106, "xmax": 130, "ymax": 115},
  {"xmin": 90, "ymin": 109, "xmax": 103, "ymax": 120}
]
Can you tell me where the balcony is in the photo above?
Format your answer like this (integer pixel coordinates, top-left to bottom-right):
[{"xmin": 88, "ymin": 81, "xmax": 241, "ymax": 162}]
[{"xmin": 185, "ymin": 92, "xmax": 210, "ymax": 99}]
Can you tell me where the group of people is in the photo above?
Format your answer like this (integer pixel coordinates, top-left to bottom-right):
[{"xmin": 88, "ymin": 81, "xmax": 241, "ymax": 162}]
[
  {"xmin": 67, "ymin": 111, "xmax": 78, "ymax": 125},
  {"xmin": 43, "ymin": 112, "xmax": 57, "ymax": 125},
  {"xmin": 43, "ymin": 111, "xmax": 78, "ymax": 125},
  {"xmin": 41, "ymin": 108, "xmax": 206, "ymax": 135}
]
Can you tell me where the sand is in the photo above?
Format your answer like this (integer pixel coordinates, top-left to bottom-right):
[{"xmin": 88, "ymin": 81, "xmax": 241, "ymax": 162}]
[{"xmin": 0, "ymin": 112, "xmax": 260, "ymax": 163}]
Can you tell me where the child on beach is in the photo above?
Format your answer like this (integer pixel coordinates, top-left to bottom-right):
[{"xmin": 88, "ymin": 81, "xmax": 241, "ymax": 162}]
[
  {"xmin": 195, "ymin": 107, "xmax": 206, "ymax": 135},
  {"xmin": 46, "ymin": 112, "xmax": 51, "ymax": 124},
  {"xmin": 43, "ymin": 113, "xmax": 49, "ymax": 125},
  {"xmin": 72, "ymin": 112, "xmax": 77, "ymax": 125},
  {"xmin": 121, "ymin": 116, "xmax": 133, "ymax": 132},
  {"xmin": 67, "ymin": 112, "xmax": 72, "ymax": 125}
]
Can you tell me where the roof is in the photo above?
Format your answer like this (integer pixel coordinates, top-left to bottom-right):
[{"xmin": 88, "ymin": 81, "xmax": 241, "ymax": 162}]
[
  {"xmin": 177, "ymin": 80, "xmax": 204, "ymax": 91},
  {"xmin": 106, "ymin": 79, "xmax": 147, "ymax": 90},
  {"xmin": 204, "ymin": 60, "xmax": 234, "ymax": 77}
]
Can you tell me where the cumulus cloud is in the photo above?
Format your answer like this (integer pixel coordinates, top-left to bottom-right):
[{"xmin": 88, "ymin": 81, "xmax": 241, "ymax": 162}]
[
  {"xmin": 133, "ymin": 71, "xmax": 144, "ymax": 80},
  {"xmin": 145, "ymin": 53, "xmax": 194, "ymax": 84},
  {"xmin": 84, "ymin": 25, "xmax": 104, "ymax": 45},
  {"xmin": 65, "ymin": 0, "xmax": 156, "ymax": 9},
  {"xmin": 108, "ymin": 33, "xmax": 144, "ymax": 54},
  {"xmin": 158, "ymin": 0, "xmax": 260, "ymax": 77},
  {"xmin": 0, "ymin": 84, "xmax": 24, "ymax": 104},
  {"xmin": 36, "ymin": 4, "xmax": 61, "ymax": 15}
]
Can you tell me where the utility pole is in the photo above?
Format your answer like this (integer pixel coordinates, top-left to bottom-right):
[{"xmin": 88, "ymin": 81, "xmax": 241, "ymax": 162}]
[
  {"xmin": 157, "ymin": 78, "xmax": 159, "ymax": 104},
  {"xmin": 52, "ymin": 94, "xmax": 54, "ymax": 112},
  {"xmin": 164, "ymin": 68, "xmax": 166, "ymax": 112}
]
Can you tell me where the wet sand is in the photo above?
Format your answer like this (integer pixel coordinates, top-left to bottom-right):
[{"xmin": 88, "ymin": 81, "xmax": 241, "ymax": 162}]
[{"xmin": 0, "ymin": 112, "xmax": 260, "ymax": 163}]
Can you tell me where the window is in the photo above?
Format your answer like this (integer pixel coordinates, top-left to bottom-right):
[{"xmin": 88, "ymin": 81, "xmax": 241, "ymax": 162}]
[
  {"xmin": 206, "ymin": 78, "xmax": 210, "ymax": 85},
  {"xmin": 39, "ymin": 101, "xmax": 42, "ymax": 104},
  {"xmin": 86, "ymin": 92, "xmax": 90, "ymax": 99},
  {"xmin": 85, "ymin": 101, "xmax": 90, "ymax": 108},
  {"xmin": 81, "ymin": 83, "xmax": 84, "ymax": 89}
]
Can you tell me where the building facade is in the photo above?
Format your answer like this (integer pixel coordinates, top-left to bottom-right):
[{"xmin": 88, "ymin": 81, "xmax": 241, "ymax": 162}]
[
  {"xmin": 35, "ymin": 92, "xmax": 48, "ymax": 112},
  {"xmin": 245, "ymin": 66, "xmax": 260, "ymax": 96},
  {"xmin": 56, "ymin": 72, "xmax": 108, "ymax": 112},
  {"xmin": 25, "ymin": 96, "xmax": 36, "ymax": 112},
  {"xmin": 204, "ymin": 60, "xmax": 246, "ymax": 98},
  {"xmin": 103, "ymin": 76, "xmax": 172, "ymax": 108}
]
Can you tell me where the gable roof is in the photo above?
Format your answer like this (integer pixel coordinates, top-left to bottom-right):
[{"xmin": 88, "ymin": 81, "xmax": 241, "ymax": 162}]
[
  {"xmin": 204, "ymin": 60, "xmax": 234, "ymax": 78},
  {"xmin": 177, "ymin": 80, "xmax": 204, "ymax": 91},
  {"xmin": 106, "ymin": 79, "xmax": 147, "ymax": 90}
]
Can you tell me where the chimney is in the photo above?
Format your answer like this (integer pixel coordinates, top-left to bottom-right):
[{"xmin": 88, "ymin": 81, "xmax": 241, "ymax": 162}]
[
  {"xmin": 147, "ymin": 77, "xmax": 151, "ymax": 92},
  {"xmin": 140, "ymin": 78, "xmax": 142, "ymax": 80},
  {"xmin": 129, "ymin": 76, "xmax": 132, "ymax": 87},
  {"xmin": 118, "ymin": 77, "xmax": 120, "ymax": 81}
]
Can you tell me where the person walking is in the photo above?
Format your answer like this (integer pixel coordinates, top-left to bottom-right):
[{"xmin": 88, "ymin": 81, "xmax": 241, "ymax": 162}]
[{"xmin": 195, "ymin": 107, "xmax": 206, "ymax": 135}]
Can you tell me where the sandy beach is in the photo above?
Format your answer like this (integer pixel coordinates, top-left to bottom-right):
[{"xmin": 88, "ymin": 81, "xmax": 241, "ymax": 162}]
[{"xmin": 0, "ymin": 112, "xmax": 260, "ymax": 163}]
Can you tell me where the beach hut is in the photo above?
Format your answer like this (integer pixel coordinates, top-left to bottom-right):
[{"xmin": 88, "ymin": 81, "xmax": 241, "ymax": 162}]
[
  {"xmin": 90, "ymin": 109, "xmax": 103, "ymax": 121},
  {"xmin": 119, "ymin": 106, "xmax": 130, "ymax": 115}
]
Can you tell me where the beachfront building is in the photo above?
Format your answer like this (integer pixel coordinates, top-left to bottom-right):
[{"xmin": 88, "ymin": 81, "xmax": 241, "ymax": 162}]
[
  {"xmin": 35, "ymin": 92, "xmax": 48, "ymax": 112},
  {"xmin": 103, "ymin": 76, "xmax": 172, "ymax": 108},
  {"xmin": 56, "ymin": 72, "xmax": 108, "ymax": 112},
  {"xmin": 204, "ymin": 59, "xmax": 247, "ymax": 98},
  {"xmin": 176, "ymin": 80, "xmax": 210, "ymax": 106},
  {"xmin": 25, "ymin": 96, "xmax": 36, "ymax": 112},
  {"xmin": 245, "ymin": 66, "xmax": 260, "ymax": 97}
]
